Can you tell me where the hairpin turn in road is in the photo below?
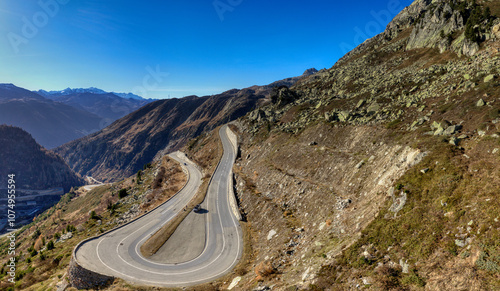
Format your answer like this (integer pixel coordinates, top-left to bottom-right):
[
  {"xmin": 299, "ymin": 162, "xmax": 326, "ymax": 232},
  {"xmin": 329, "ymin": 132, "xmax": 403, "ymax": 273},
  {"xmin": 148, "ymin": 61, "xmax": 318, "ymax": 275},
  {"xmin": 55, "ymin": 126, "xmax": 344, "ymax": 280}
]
[{"xmin": 73, "ymin": 125, "xmax": 243, "ymax": 287}]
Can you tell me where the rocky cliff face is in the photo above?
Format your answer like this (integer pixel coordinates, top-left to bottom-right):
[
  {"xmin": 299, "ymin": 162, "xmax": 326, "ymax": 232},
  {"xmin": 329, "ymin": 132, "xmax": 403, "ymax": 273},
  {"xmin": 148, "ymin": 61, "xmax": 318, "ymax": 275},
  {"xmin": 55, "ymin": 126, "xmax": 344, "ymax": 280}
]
[{"xmin": 387, "ymin": 0, "xmax": 499, "ymax": 56}]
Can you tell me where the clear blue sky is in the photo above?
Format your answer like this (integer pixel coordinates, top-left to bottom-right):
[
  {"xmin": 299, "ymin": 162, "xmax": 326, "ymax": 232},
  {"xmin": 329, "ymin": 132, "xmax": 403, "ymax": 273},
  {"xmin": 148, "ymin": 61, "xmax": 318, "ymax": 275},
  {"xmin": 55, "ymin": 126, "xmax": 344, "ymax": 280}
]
[{"xmin": 0, "ymin": 0, "xmax": 413, "ymax": 99}]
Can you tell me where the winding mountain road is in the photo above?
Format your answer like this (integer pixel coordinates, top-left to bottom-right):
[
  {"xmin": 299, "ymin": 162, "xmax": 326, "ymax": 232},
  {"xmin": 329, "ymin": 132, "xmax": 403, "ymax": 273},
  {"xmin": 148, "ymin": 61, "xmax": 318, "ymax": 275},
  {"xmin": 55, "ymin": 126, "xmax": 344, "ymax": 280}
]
[{"xmin": 74, "ymin": 125, "xmax": 243, "ymax": 287}]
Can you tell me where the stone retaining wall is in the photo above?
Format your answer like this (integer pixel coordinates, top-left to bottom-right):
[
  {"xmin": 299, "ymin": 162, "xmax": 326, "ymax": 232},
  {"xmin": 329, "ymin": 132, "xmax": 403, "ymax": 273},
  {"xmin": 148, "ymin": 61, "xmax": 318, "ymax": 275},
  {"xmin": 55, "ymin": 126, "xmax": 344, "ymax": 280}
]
[
  {"xmin": 68, "ymin": 256, "xmax": 114, "ymax": 289},
  {"xmin": 225, "ymin": 126, "xmax": 243, "ymax": 221}
]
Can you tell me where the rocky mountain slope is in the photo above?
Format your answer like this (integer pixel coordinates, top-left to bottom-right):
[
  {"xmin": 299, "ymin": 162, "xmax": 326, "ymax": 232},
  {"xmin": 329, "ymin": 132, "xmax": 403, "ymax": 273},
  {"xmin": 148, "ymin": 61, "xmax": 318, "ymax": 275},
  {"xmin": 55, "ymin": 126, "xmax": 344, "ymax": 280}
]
[
  {"xmin": 0, "ymin": 125, "xmax": 82, "ymax": 191},
  {"xmin": 55, "ymin": 70, "xmax": 317, "ymax": 182},
  {"xmin": 0, "ymin": 84, "xmax": 103, "ymax": 149},
  {"xmin": 212, "ymin": 0, "xmax": 500, "ymax": 290},
  {"xmin": 3, "ymin": 0, "xmax": 500, "ymax": 290}
]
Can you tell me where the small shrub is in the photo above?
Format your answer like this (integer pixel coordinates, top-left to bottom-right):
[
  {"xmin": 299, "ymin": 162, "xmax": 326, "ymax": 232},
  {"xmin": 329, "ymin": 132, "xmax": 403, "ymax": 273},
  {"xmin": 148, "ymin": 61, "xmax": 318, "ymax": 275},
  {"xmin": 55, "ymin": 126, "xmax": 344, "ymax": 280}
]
[
  {"xmin": 376, "ymin": 265, "xmax": 401, "ymax": 289},
  {"xmin": 53, "ymin": 255, "xmax": 64, "ymax": 265},
  {"xmin": 476, "ymin": 245, "xmax": 500, "ymax": 272},
  {"xmin": 447, "ymin": 240, "xmax": 458, "ymax": 256},
  {"xmin": 107, "ymin": 201, "xmax": 118, "ymax": 215},
  {"xmin": 89, "ymin": 210, "xmax": 99, "ymax": 220},
  {"xmin": 118, "ymin": 189, "xmax": 128, "ymax": 199},
  {"xmin": 401, "ymin": 270, "xmax": 426, "ymax": 287},
  {"xmin": 46, "ymin": 240, "xmax": 55, "ymax": 251},
  {"xmin": 31, "ymin": 229, "xmax": 41, "ymax": 240},
  {"xmin": 136, "ymin": 170, "xmax": 142, "ymax": 184},
  {"xmin": 66, "ymin": 225, "xmax": 76, "ymax": 233},
  {"xmin": 29, "ymin": 249, "xmax": 38, "ymax": 257}
]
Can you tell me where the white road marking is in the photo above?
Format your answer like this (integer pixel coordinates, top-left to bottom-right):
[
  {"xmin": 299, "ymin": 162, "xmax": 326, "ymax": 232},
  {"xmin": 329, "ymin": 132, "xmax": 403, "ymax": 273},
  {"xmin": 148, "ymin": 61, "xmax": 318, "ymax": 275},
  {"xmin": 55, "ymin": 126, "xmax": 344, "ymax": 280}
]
[{"xmin": 80, "ymin": 125, "xmax": 242, "ymax": 286}]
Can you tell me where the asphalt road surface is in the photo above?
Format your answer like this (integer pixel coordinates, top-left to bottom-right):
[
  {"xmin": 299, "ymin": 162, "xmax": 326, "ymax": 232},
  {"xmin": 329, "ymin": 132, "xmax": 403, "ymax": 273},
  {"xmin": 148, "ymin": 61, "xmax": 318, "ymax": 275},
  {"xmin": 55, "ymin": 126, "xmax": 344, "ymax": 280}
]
[{"xmin": 74, "ymin": 125, "xmax": 243, "ymax": 287}]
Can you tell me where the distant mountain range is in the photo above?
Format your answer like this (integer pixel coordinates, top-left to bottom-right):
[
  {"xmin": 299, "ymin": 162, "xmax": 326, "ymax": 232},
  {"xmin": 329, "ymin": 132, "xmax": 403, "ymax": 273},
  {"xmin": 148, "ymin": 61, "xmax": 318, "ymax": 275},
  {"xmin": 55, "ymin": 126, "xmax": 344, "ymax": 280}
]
[
  {"xmin": 36, "ymin": 87, "xmax": 152, "ymax": 101},
  {"xmin": 55, "ymin": 69, "xmax": 318, "ymax": 181},
  {"xmin": 41, "ymin": 92, "xmax": 151, "ymax": 123},
  {"xmin": 0, "ymin": 84, "xmax": 104, "ymax": 149},
  {"xmin": 0, "ymin": 84, "xmax": 155, "ymax": 148}
]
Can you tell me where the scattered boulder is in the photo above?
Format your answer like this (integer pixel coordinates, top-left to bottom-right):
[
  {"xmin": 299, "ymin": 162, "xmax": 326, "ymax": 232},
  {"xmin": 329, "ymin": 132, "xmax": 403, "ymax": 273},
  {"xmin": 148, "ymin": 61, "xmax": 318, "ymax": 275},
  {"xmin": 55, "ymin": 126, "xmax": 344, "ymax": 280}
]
[
  {"xmin": 318, "ymin": 222, "xmax": 327, "ymax": 231},
  {"xmin": 271, "ymin": 86, "xmax": 299, "ymax": 107},
  {"xmin": 338, "ymin": 111, "xmax": 350, "ymax": 122},
  {"xmin": 362, "ymin": 277, "xmax": 373, "ymax": 285},
  {"xmin": 363, "ymin": 250, "xmax": 375, "ymax": 261},
  {"xmin": 431, "ymin": 120, "xmax": 450, "ymax": 135},
  {"xmin": 389, "ymin": 191, "xmax": 407, "ymax": 216},
  {"xmin": 493, "ymin": 24, "xmax": 500, "ymax": 38},
  {"xmin": 431, "ymin": 121, "xmax": 461, "ymax": 136},
  {"xmin": 399, "ymin": 259, "xmax": 410, "ymax": 274},
  {"xmin": 461, "ymin": 39, "xmax": 479, "ymax": 57},
  {"xmin": 249, "ymin": 110, "xmax": 266, "ymax": 122},
  {"xmin": 476, "ymin": 99, "xmax": 486, "ymax": 107},
  {"xmin": 60, "ymin": 232, "xmax": 73, "ymax": 242},
  {"xmin": 455, "ymin": 239, "xmax": 466, "ymax": 248},
  {"xmin": 484, "ymin": 74, "xmax": 496, "ymax": 83},
  {"xmin": 301, "ymin": 266, "xmax": 315, "ymax": 281},
  {"xmin": 267, "ymin": 229, "xmax": 277, "ymax": 240},
  {"xmin": 367, "ymin": 103, "xmax": 381, "ymax": 114},
  {"xmin": 324, "ymin": 111, "xmax": 334, "ymax": 121},
  {"xmin": 443, "ymin": 125, "xmax": 461, "ymax": 136},
  {"xmin": 227, "ymin": 276, "xmax": 242, "ymax": 290},
  {"xmin": 337, "ymin": 198, "xmax": 352, "ymax": 210}
]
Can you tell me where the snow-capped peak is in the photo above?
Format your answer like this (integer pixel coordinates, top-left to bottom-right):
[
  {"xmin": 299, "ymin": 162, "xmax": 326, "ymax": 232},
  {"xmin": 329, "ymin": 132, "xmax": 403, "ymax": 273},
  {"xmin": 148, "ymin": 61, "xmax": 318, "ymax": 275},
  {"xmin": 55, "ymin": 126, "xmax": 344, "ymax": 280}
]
[{"xmin": 35, "ymin": 87, "xmax": 148, "ymax": 100}]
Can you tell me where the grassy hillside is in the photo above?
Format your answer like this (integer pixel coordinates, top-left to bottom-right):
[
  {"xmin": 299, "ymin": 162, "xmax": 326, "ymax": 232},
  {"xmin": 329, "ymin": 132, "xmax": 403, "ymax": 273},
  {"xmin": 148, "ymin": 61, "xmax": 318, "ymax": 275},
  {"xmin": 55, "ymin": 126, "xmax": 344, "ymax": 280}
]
[{"xmin": 0, "ymin": 156, "xmax": 185, "ymax": 290}]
